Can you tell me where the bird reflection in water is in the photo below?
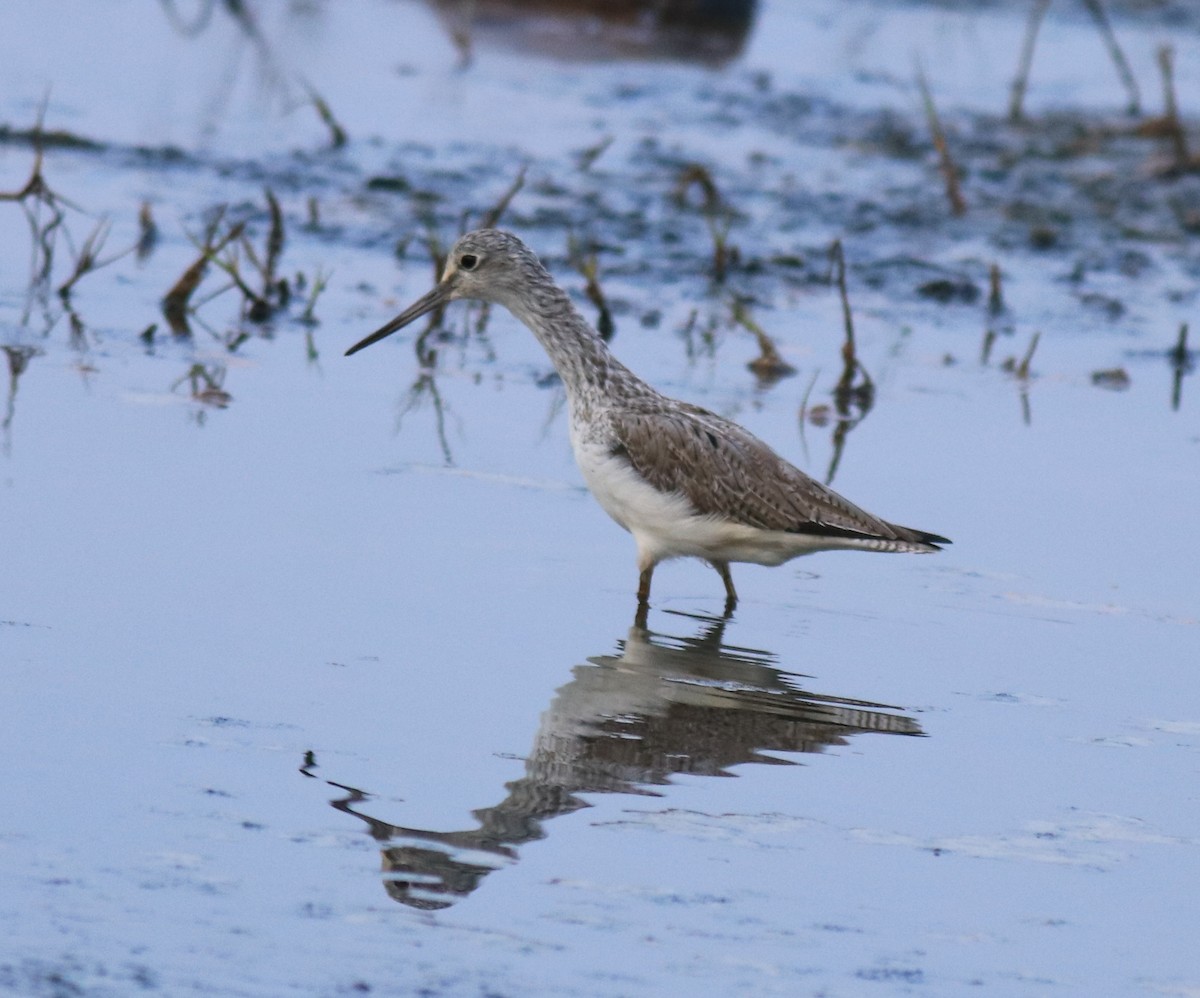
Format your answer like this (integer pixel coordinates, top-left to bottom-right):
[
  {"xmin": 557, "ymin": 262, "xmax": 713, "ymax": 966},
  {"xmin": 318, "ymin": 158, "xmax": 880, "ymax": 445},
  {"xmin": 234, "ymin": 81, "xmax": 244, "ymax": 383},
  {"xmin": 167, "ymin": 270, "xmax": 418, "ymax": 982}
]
[
  {"xmin": 301, "ymin": 610, "xmax": 921, "ymax": 910},
  {"xmin": 429, "ymin": 0, "xmax": 759, "ymax": 67}
]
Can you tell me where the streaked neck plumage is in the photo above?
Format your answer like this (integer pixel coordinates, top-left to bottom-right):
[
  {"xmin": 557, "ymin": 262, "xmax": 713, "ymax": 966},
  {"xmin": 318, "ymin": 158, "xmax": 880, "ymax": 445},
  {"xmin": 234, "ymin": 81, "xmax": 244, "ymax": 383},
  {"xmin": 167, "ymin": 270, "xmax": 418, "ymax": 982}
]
[{"xmin": 496, "ymin": 265, "xmax": 642, "ymax": 414}]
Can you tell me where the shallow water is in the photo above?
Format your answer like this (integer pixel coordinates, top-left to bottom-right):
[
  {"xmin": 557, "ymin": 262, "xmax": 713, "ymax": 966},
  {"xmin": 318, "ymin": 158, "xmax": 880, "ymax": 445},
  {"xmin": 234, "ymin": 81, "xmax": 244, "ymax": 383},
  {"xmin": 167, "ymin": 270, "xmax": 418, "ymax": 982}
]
[{"xmin": 2, "ymin": 2, "xmax": 1198, "ymax": 995}]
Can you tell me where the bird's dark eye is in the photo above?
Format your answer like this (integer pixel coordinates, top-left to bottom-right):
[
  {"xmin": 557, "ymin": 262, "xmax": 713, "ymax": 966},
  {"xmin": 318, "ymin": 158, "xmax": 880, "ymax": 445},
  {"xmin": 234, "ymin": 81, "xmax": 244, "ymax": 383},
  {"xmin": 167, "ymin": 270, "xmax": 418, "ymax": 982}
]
[{"xmin": 460, "ymin": 254, "xmax": 478, "ymax": 271}]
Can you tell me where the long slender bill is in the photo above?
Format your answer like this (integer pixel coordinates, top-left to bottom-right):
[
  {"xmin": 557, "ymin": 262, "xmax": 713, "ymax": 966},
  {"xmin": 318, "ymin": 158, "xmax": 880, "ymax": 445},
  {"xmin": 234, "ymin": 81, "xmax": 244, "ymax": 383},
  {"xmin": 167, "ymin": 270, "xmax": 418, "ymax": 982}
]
[{"xmin": 344, "ymin": 282, "xmax": 453, "ymax": 356}]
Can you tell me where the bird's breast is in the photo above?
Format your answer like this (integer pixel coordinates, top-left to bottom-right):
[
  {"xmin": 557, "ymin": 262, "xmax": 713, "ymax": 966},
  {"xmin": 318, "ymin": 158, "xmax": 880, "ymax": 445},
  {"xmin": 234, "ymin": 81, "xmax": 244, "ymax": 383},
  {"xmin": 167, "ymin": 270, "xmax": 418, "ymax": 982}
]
[{"xmin": 571, "ymin": 434, "xmax": 692, "ymax": 537}]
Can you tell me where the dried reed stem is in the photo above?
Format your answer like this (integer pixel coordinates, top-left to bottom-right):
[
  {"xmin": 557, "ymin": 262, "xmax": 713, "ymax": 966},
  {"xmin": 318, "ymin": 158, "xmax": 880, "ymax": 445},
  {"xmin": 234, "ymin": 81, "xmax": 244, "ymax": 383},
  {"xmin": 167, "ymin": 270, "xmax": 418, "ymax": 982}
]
[
  {"xmin": 1156, "ymin": 45, "xmax": 1190, "ymax": 167},
  {"xmin": 480, "ymin": 164, "xmax": 527, "ymax": 230},
  {"xmin": 1080, "ymin": 0, "xmax": 1140, "ymax": 115},
  {"xmin": 915, "ymin": 64, "xmax": 967, "ymax": 216},
  {"xmin": 1009, "ymin": 0, "xmax": 1053, "ymax": 122}
]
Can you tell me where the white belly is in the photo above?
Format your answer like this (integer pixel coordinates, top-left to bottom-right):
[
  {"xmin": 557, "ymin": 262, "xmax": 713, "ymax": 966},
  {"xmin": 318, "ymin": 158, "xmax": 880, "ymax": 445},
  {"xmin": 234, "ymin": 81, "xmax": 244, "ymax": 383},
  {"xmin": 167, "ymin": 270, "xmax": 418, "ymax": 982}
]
[{"xmin": 572, "ymin": 436, "xmax": 838, "ymax": 570}]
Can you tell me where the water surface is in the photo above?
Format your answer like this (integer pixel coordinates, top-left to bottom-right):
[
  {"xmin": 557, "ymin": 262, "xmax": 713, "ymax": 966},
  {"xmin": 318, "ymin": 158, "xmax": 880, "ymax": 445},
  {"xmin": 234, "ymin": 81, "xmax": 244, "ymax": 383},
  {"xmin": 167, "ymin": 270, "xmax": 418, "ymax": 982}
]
[{"xmin": 2, "ymin": 2, "xmax": 1198, "ymax": 995}]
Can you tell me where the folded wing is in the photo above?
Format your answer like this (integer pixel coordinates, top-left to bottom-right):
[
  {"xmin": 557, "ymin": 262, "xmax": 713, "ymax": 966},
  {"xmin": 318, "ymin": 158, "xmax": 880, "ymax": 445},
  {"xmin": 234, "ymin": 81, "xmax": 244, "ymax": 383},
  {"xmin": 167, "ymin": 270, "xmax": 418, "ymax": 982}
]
[{"xmin": 608, "ymin": 400, "xmax": 949, "ymax": 551}]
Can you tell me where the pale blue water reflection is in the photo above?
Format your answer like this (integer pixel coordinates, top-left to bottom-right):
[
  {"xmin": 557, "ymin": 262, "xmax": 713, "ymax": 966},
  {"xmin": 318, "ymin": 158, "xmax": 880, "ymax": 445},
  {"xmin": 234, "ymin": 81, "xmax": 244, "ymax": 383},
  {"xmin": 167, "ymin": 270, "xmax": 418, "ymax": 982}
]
[
  {"xmin": 2, "ymin": 1, "xmax": 1199, "ymax": 996},
  {"xmin": 304, "ymin": 609, "xmax": 921, "ymax": 910}
]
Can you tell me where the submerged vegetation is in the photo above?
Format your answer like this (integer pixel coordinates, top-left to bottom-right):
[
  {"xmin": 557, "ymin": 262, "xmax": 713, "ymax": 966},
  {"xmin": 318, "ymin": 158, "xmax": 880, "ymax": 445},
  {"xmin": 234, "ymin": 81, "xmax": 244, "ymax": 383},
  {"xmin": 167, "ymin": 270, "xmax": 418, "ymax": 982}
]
[
  {"xmin": 4, "ymin": 6, "xmax": 1200, "ymax": 995},
  {"xmin": 1, "ymin": 1, "xmax": 1197, "ymax": 444}
]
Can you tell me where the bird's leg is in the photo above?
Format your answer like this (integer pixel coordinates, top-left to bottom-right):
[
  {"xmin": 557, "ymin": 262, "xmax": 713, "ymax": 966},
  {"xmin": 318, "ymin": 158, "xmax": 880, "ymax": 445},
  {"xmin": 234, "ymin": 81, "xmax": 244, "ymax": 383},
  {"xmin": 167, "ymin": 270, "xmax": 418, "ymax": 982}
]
[
  {"xmin": 637, "ymin": 565, "xmax": 654, "ymax": 606},
  {"xmin": 712, "ymin": 560, "xmax": 738, "ymax": 614},
  {"xmin": 633, "ymin": 600, "xmax": 649, "ymax": 631}
]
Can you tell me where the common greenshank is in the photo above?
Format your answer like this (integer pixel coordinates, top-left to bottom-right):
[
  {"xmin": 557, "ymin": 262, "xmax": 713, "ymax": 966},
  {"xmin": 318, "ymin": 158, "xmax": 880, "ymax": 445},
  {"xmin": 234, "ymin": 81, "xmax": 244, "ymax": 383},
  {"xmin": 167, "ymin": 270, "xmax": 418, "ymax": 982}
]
[{"xmin": 346, "ymin": 229, "xmax": 949, "ymax": 608}]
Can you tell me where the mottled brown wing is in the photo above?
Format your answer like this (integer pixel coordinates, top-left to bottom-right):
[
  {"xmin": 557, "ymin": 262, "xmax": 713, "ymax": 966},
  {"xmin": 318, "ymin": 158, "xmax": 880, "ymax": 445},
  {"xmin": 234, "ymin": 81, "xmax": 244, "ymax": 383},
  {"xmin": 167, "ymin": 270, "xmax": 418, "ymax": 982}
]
[{"xmin": 609, "ymin": 401, "xmax": 941, "ymax": 545}]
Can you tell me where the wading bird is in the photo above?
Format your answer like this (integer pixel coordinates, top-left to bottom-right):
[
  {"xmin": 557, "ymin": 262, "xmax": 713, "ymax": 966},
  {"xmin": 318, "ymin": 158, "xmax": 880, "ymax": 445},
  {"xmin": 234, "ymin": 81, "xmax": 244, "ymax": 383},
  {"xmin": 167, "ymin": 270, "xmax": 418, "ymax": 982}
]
[{"xmin": 346, "ymin": 229, "xmax": 949, "ymax": 608}]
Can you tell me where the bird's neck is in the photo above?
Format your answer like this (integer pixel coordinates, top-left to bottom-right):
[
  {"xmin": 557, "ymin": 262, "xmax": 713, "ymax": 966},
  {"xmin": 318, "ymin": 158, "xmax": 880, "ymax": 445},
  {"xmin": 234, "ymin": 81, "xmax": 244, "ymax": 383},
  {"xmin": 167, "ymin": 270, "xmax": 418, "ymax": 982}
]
[{"xmin": 505, "ymin": 282, "xmax": 630, "ymax": 405}]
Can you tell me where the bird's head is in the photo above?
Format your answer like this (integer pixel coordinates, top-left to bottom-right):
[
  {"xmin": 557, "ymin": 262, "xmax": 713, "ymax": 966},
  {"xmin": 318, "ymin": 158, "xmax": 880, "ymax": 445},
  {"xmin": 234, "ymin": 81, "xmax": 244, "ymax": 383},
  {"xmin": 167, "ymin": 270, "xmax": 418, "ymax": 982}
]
[{"xmin": 345, "ymin": 229, "xmax": 542, "ymax": 356}]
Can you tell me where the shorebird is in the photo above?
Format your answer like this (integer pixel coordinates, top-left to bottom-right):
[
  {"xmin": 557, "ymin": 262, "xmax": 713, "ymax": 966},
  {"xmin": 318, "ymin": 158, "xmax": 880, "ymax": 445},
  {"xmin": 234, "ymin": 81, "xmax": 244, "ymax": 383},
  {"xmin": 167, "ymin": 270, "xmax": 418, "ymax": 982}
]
[{"xmin": 346, "ymin": 229, "xmax": 949, "ymax": 608}]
